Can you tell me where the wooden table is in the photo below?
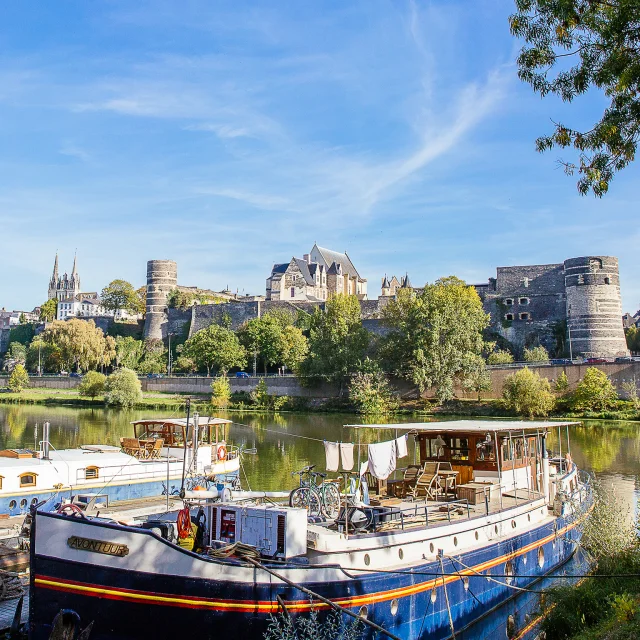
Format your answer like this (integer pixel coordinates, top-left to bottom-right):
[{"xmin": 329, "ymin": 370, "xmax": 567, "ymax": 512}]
[{"xmin": 437, "ymin": 470, "xmax": 459, "ymax": 498}]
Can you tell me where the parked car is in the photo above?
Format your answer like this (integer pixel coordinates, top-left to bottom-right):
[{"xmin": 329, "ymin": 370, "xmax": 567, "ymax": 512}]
[
  {"xmin": 69, "ymin": 372, "xmax": 82, "ymax": 378},
  {"xmin": 585, "ymin": 357, "xmax": 609, "ymax": 364},
  {"xmin": 550, "ymin": 358, "xmax": 572, "ymax": 365},
  {"xmin": 615, "ymin": 356, "xmax": 634, "ymax": 363},
  {"xmin": 146, "ymin": 373, "xmax": 164, "ymax": 379},
  {"xmin": 235, "ymin": 371, "xmax": 250, "ymax": 378}
]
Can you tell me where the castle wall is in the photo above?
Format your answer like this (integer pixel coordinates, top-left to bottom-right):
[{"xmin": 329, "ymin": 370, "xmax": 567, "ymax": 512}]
[{"xmin": 144, "ymin": 260, "xmax": 177, "ymax": 341}]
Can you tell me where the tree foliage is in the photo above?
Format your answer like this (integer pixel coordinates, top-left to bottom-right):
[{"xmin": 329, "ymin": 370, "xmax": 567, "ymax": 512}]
[
  {"xmin": 625, "ymin": 325, "xmax": 640, "ymax": 352},
  {"xmin": 7, "ymin": 342, "xmax": 26, "ymax": 364},
  {"xmin": 26, "ymin": 338, "xmax": 62, "ymax": 373},
  {"xmin": 264, "ymin": 608, "xmax": 364, "ymax": 640},
  {"xmin": 8, "ymin": 364, "xmax": 29, "ymax": 392},
  {"xmin": 381, "ymin": 277, "xmax": 489, "ymax": 403},
  {"xmin": 115, "ymin": 336, "xmax": 144, "ymax": 369},
  {"xmin": 100, "ymin": 279, "xmax": 140, "ymax": 315},
  {"xmin": 555, "ymin": 370, "xmax": 570, "ymax": 393},
  {"xmin": 182, "ymin": 325, "xmax": 246, "ymax": 376},
  {"xmin": 8, "ymin": 324, "xmax": 34, "ymax": 346},
  {"xmin": 348, "ymin": 359, "xmax": 398, "ymax": 414},
  {"xmin": 135, "ymin": 286, "xmax": 147, "ymax": 316},
  {"xmin": 41, "ymin": 320, "xmax": 114, "ymax": 372},
  {"xmin": 510, "ymin": 0, "xmax": 640, "ymax": 196},
  {"xmin": 211, "ymin": 376, "xmax": 232, "ymax": 409},
  {"xmin": 502, "ymin": 367, "xmax": 556, "ymax": 417},
  {"xmin": 78, "ymin": 371, "xmax": 107, "ymax": 399},
  {"xmin": 39, "ymin": 298, "xmax": 58, "ymax": 322},
  {"xmin": 572, "ymin": 366, "xmax": 618, "ymax": 411},
  {"xmin": 137, "ymin": 339, "xmax": 167, "ymax": 374},
  {"xmin": 524, "ymin": 345, "xmax": 550, "ymax": 362},
  {"xmin": 299, "ymin": 295, "xmax": 369, "ymax": 384},
  {"xmin": 104, "ymin": 368, "xmax": 142, "ymax": 407},
  {"xmin": 487, "ymin": 349, "xmax": 515, "ymax": 365}
]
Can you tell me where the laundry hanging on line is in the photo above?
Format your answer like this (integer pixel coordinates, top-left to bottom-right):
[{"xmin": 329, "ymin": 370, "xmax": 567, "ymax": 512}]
[
  {"xmin": 367, "ymin": 440, "xmax": 397, "ymax": 480},
  {"xmin": 324, "ymin": 441, "xmax": 340, "ymax": 472},
  {"xmin": 340, "ymin": 443, "xmax": 354, "ymax": 471},
  {"xmin": 396, "ymin": 434, "xmax": 408, "ymax": 459}
]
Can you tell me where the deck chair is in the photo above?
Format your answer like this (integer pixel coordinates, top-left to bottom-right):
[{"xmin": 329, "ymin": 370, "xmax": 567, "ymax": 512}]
[
  {"xmin": 120, "ymin": 438, "xmax": 147, "ymax": 459},
  {"xmin": 391, "ymin": 465, "xmax": 422, "ymax": 498},
  {"xmin": 408, "ymin": 462, "xmax": 440, "ymax": 500}
]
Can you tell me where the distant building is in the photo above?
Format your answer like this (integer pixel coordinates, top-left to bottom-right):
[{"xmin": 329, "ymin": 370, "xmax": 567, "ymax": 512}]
[
  {"xmin": 266, "ymin": 244, "xmax": 367, "ymax": 301},
  {"xmin": 381, "ymin": 274, "xmax": 412, "ymax": 297}
]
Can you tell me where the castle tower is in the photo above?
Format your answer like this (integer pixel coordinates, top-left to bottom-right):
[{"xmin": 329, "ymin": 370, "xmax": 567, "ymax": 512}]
[
  {"xmin": 144, "ymin": 260, "xmax": 177, "ymax": 340},
  {"xmin": 48, "ymin": 254, "xmax": 59, "ymax": 300},
  {"xmin": 381, "ymin": 275, "xmax": 391, "ymax": 297},
  {"xmin": 564, "ymin": 256, "xmax": 629, "ymax": 358}
]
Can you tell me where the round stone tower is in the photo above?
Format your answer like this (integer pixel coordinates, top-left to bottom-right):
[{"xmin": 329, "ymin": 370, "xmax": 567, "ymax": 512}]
[
  {"xmin": 564, "ymin": 256, "xmax": 628, "ymax": 358},
  {"xmin": 143, "ymin": 260, "xmax": 177, "ymax": 341}
]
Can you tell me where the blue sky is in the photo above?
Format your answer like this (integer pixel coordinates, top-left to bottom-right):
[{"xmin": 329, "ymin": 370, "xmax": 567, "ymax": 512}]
[{"xmin": 1, "ymin": 0, "xmax": 638, "ymax": 311}]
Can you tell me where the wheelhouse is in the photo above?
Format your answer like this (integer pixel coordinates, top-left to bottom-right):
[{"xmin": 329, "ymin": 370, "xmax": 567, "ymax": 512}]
[{"xmin": 130, "ymin": 417, "xmax": 233, "ymax": 447}]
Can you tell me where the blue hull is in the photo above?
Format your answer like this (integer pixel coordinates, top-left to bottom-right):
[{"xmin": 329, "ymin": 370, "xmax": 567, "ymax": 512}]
[{"xmin": 29, "ymin": 506, "xmax": 586, "ymax": 640}]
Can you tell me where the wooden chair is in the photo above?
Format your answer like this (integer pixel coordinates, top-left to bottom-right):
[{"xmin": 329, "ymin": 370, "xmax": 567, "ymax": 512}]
[
  {"xmin": 147, "ymin": 438, "xmax": 164, "ymax": 459},
  {"xmin": 120, "ymin": 438, "xmax": 147, "ymax": 459},
  {"xmin": 409, "ymin": 462, "xmax": 441, "ymax": 500},
  {"xmin": 391, "ymin": 465, "xmax": 422, "ymax": 498}
]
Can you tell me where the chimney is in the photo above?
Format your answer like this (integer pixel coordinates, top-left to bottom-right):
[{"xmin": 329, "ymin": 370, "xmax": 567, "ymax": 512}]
[{"xmin": 303, "ymin": 254, "xmax": 311, "ymax": 264}]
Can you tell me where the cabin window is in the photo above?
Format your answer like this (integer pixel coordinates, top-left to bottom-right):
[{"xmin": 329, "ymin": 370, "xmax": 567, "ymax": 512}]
[
  {"xmin": 85, "ymin": 466, "xmax": 99, "ymax": 480},
  {"xmin": 19, "ymin": 473, "xmax": 37, "ymax": 488},
  {"xmin": 449, "ymin": 438, "xmax": 470, "ymax": 461},
  {"xmin": 426, "ymin": 436, "xmax": 447, "ymax": 458},
  {"xmin": 475, "ymin": 438, "xmax": 495, "ymax": 462}
]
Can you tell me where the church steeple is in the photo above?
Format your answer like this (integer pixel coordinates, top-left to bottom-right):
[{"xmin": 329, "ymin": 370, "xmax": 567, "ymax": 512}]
[
  {"xmin": 71, "ymin": 251, "xmax": 77, "ymax": 278},
  {"xmin": 48, "ymin": 253, "xmax": 60, "ymax": 300},
  {"xmin": 51, "ymin": 253, "xmax": 59, "ymax": 283}
]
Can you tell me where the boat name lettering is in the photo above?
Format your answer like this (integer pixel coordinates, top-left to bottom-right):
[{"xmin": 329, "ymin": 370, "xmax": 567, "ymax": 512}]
[{"xmin": 67, "ymin": 536, "xmax": 129, "ymax": 557}]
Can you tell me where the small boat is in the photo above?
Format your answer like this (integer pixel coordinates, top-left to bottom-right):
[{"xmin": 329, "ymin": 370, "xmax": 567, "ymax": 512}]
[
  {"xmin": 28, "ymin": 420, "xmax": 593, "ymax": 640},
  {"xmin": 0, "ymin": 414, "xmax": 238, "ymax": 517}
]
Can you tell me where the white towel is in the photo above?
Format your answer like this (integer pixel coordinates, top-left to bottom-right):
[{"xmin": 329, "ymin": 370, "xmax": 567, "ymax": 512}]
[
  {"xmin": 359, "ymin": 460, "xmax": 369, "ymax": 477},
  {"xmin": 340, "ymin": 443, "xmax": 354, "ymax": 471},
  {"xmin": 324, "ymin": 441, "xmax": 340, "ymax": 472},
  {"xmin": 367, "ymin": 440, "xmax": 397, "ymax": 480},
  {"xmin": 396, "ymin": 435, "xmax": 408, "ymax": 459}
]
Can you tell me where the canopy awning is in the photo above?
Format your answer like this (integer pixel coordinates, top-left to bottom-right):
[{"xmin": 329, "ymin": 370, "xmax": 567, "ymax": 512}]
[
  {"xmin": 130, "ymin": 417, "xmax": 233, "ymax": 427},
  {"xmin": 344, "ymin": 420, "xmax": 579, "ymax": 434}
]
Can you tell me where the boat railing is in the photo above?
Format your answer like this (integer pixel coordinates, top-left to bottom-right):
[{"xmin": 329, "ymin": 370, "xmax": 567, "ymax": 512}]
[{"xmin": 75, "ymin": 461, "xmax": 181, "ymax": 485}]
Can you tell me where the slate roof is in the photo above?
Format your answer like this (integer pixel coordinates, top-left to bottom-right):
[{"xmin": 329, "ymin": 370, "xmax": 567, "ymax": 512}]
[
  {"xmin": 271, "ymin": 263, "xmax": 289, "ymax": 275},
  {"xmin": 293, "ymin": 258, "xmax": 316, "ymax": 286},
  {"xmin": 314, "ymin": 245, "xmax": 361, "ymax": 279},
  {"xmin": 381, "ymin": 275, "xmax": 390, "ymax": 288}
]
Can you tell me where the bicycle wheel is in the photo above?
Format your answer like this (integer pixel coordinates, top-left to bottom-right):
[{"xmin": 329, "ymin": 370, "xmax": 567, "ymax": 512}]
[
  {"xmin": 321, "ymin": 482, "xmax": 341, "ymax": 519},
  {"xmin": 289, "ymin": 487, "xmax": 321, "ymax": 516}
]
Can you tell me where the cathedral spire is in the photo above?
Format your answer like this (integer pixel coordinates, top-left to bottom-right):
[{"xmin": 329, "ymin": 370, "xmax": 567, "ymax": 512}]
[
  {"xmin": 51, "ymin": 253, "xmax": 59, "ymax": 283},
  {"xmin": 71, "ymin": 250, "xmax": 78, "ymax": 277}
]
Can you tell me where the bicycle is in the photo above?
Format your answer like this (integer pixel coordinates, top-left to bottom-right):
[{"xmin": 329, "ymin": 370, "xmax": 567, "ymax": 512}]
[{"xmin": 289, "ymin": 465, "xmax": 341, "ymax": 519}]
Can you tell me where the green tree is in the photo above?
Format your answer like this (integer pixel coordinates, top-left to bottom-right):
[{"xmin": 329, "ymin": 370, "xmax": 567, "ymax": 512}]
[
  {"xmin": 461, "ymin": 363, "xmax": 493, "ymax": 401},
  {"xmin": 487, "ymin": 349, "xmax": 514, "ymax": 365},
  {"xmin": 78, "ymin": 371, "xmax": 107, "ymax": 399},
  {"xmin": 250, "ymin": 378, "xmax": 270, "ymax": 408},
  {"xmin": 100, "ymin": 279, "xmax": 140, "ymax": 316},
  {"xmin": 8, "ymin": 323, "xmax": 34, "ymax": 347},
  {"xmin": 381, "ymin": 277, "xmax": 489, "ymax": 403},
  {"xmin": 502, "ymin": 367, "xmax": 556, "ymax": 418},
  {"xmin": 510, "ymin": 1, "xmax": 640, "ymax": 196},
  {"xmin": 348, "ymin": 359, "xmax": 398, "ymax": 414},
  {"xmin": 174, "ymin": 355, "xmax": 197, "ymax": 373},
  {"xmin": 7, "ymin": 342, "xmax": 26, "ymax": 363},
  {"xmin": 620, "ymin": 377, "xmax": 640, "ymax": 410},
  {"xmin": 211, "ymin": 376, "xmax": 232, "ymax": 409},
  {"xmin": 299, "ymin": 294, "xmax": 369, "ymax": 386},
  {"xmin": 135, "ymin": 286, "xmax": 146, "ymax": 316},
  {"xmin": 555, "ymin": 371, "xmax": 570, "ymax": 393},
  {"xmin": 39, "ymin": 298, "xmax": 58, "ymax": 322},
  {"xmin": 115, "ymin": 336, "xmax": 144, "ymax": 369},
  {"xmin": 137, "ymin": 339, "xmax": 167, "ymax": 374},
  {"xmin": 572, "ymin": 366, "xmax": 618, "ymax": 411},
  {"xmin": 523, "ymin": 345, "xmax": 550, "ymax": 362},
  {"xmin": 104, "ymin": 368, "xmax": 142, "ymax": 407},
  {"xmin": 182, "ymin": 325, "xmax": 246, "ymax": 376},
  {"xmin": 8, "ymin": 364, "xmax": 29, "ymax": 392},
  {"xmin": 625, "ymin": 325, "xmax": 640, "ymax": 353},
  {"xmin": 280, "ymin": 325, "xmax": 308, "ymax": 372},
  {"xmin": 26, "ymin": 338, "xmax": 62, "ymax": 373},
  {"xmin": 41, "ymin": 319, "xmax": 112, "ymax": 372}
]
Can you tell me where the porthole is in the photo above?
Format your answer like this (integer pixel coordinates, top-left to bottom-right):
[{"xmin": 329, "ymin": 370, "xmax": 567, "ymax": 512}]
[
  {"xmin": 430, "ymin": 589, "xmax": 437, "ymax": 604},
  {"xmin": 31, "ymin": 498, "xmax": 38, "ymax": 506},
  {"xmin": 9, "ymin": 500, "xmax": 16, "ymax": 510},
  {"xmin": 507, "ymin": 614, "xmax": 516, "ymax": 639},
  {"xmin": 505, "ymin": 560, "xmax": 514, "ymax": 585},
  {"xmin": 511, "ymin": 520, "xmax": 517, "ymax": 529},
  {"xmin": 359, "ymin": 606, "xmax": 368, "ymax": 619},
  {"xmin": 475, "ymin": 531, "xmax": 479, "ymax": 541},
  {"xmin": 398, "ymin": 548, "xmax": 404, "ymax": 560},
  {"xmin": 453, "ymin": 537, "xmax": 458, "ymax": 547},
  {"xmin": 364, "ymin": 554, "xmax": 370, "ymax": 566},
  {"xmin": 463, "ymin": 577, "xmax": 469, "ymax": 592},
  {"xmin": 429, "ymin": 542, "xmax": 435, "ymax": 554},
  {"xmin": 538, "ymin": 547, "xmax": 545, "ymax": 568},
  {"xmin": 390, "ymin": 599, "xmax": 399, "ymax": 616},
  {"xmin": 19, "ymin": 499, "xmax": 27, "ymax": 509}
]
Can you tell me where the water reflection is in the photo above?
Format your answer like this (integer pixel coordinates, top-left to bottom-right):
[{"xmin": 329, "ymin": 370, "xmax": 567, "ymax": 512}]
[{"xmin": 0, "ymin": 407, "xmax": 638, "ymax": 499}]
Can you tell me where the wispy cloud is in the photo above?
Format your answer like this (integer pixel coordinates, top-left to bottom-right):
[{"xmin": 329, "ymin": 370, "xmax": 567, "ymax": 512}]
[{"xmin": 59, "ymin": 143, "xmax": 91, "ymax": 162}]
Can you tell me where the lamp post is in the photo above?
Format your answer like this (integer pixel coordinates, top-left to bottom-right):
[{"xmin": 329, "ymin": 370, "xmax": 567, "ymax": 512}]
[{"xmin": 168, "ymin": 332, "xmax": 174, "ymax": 377}]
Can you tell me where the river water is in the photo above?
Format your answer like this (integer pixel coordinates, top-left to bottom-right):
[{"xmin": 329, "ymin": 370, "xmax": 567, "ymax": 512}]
[{"xmin": 0, "ymin": 405, "xmax": 637, "ymax": 512}]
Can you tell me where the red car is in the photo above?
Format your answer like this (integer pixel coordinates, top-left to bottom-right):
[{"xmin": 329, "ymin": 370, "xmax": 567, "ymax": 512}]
[{"xmin": 585, "ymin": 357, "xmax": 609, "ymax": 364}]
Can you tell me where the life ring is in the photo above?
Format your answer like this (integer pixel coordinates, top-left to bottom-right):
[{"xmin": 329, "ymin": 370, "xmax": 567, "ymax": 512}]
[{"xmin": 217, "ymin": 445, "xmax": 227, "ymax": 461}]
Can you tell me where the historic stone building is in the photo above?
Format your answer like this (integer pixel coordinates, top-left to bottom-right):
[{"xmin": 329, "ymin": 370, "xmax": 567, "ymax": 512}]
[
  {"xmin": 381, "ymin": 274, "xmax": 412, "ymax": 297},
  {"xmin": 475, "ymin": 256, "xmax": 628, "ymax": 358},
  {"xmin": 266, "ymin": 244, "xmax": 367, "ymax": 301}
]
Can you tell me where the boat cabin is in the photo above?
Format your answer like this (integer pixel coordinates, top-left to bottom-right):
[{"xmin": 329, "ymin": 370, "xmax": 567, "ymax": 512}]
[{"xmin": 130, "ymin": 417, "xmax": 232, "ymax": 447}]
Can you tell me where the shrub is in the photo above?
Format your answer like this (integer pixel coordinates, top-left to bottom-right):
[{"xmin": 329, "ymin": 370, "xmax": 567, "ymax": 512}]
[
  {"xmin": 487, "ymin": 349, "xmax": 514, "ymax": 365},
  {"xmin": 523, "ymin": 345, "xmax": 549, "ymax": 362},
  {"xmin": 250, "ymin": 379, "xmax": 270, "ymax": 408},
  {"xmin": 502, "ymin": 367, "xmax": 555, "ymax": 417},
  {"xmin": 348, "ymin": 359, "xmax": 399, "ymax": 415},
  {"xmin": 555, "ymin": 371, "xmax": 569, "ymax": 393},
  {"xmin": 620, "ymin": 377, "xmax": 640, "ymax": 410},
  {"xmin": 211, "ymin": 376, "xmax": 232, "ymax": 409},
  {"xmin": 8, "ymin": 364, "xmax": 29, "ymax": 392},
  {"xmin": 572, "ymin": 367, "xmax": 618, "ymax": 412},
  {"xmin": 78, "ymin": 371, "xmax": 106, "ymax": 399},
  {"xmin": 265, "ymin": 607, "xmax": 364, "ymax": 640},
  {"xmin": 104, "ymin": 368, "xmax": 142, "ymax": 408}
]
